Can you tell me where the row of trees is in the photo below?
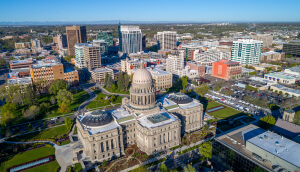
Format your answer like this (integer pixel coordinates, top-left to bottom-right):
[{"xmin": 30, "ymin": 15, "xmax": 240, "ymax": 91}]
[{"xmin": 104, "ymin": 72, "xmax": 130, "ymax": 92}]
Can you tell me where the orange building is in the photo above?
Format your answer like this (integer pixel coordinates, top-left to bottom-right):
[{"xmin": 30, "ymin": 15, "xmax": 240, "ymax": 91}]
[
  {"xmin": 30, "ymin": 60, "xmax": 79, "ymax": 86},
  {"xmin": 211, "ymin": 59, "xmax": 242, "ymax": 80}
]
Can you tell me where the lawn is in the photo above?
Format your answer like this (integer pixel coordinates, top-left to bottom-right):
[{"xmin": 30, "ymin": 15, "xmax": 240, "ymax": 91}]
[
  {"xmin": 9, "ymin": 124, "xmax": 69, "ymax": 141},
  {"xmin": 206, "ymin": 101, "xmax": 222, "ymax": 109},
  {"xmin": 69, "ymin": 90, "xmax": 90, "ymax": 111},
  {"xmin": 86, "ymin": 92, "xmax": 123, "ymax": 109},
  {"xmin": 208, "ymin": 107, "xmax": 242, "ymax": 119},
  {"xmin": 104, "ymin": 87, "xmax": 130, "ymax": 95},
  {"xmin": 0, "ymin": 146, "xmax": 60, "ymax": 172}
]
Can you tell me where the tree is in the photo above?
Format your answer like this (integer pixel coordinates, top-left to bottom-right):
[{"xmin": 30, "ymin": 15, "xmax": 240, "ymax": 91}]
[
  {"xmin": 102, "ymin": 160, "xmax": 108, "ymax": 167},
  {"xmin": 0, "ymin": 58, "xmax": 6, "ymax": 68},
  {"xmin": 34, "ymin": 79, "xmax": 47, "ymax": 94},
  {"xmin": 118, "ymin": 72, "xmax": 125, "ymax": 91},
  {"xmin": 64, "ymin": 117, "xmax": 73, "ymax": 130},
  {"xmin": 159, "ymin": 163, "xmax": 168, "ymax": 172},
  {"xmin": 293, "ymin": 111, "xmax": 300, "ymax": 125},
  {"xmin": 124, "ymin": 73, "xmax": 130, "ymax": 91},
  {"xmin": 279, "ymin": 91, "xmax": 283, "ymax": 95},
  {"xmin": 43, "ymin": 122, "xmax": 46, "ymax": 128},
  {"xmin": 24, "ymin": 105, "xmax": 40, "ymax": 119},
  {"xmin": 181, "ymin": 76, "xmax": 188, "ymax": 91},
  {"xmin": 112, "ymin": 84, "xmax": 116, "ymax": 91},
  {"xmin": 25, "ymin": 84, "xmax": 38, "ymax": 106},
  {"xmin": 106, "ymin": 75, "xmax": 114, "ymax": 88},
  {"xmin": 40, "ymin": 102, "xmax": 50, "ymax": 114},
  {"xmin": 184, "ymin": 164, "xmax": 196, "ymax": 172},
  {"xmin": 258, "ymin": 115, "xmax": 276, "ymax": 129},
  {"xmin": 49, "ymin": 79, "xmax": 68, "ymax": 95},
  {"xmin": 28, "ymin": 123, "xmax": 33, "ymax": 130},
  {"xmin": 64, "ymin": 55, "xmax": 73, "ymax": 62},
  {"xmin": 104, "ymin": 72, "xmax": 109, "ymax": 86},
  {"xmin": 110, "ymin": 95, "xmax": 116, "ymax": 102},
  {"xmin": 56, "ymin": 89, "xmax": 74, "ymax": 106},
  {"xmin": 0, "ymin": 110, "xmax": 14, "ymax": 125},
  {"xmin": 58, "ymin": 102, "xmax": 70, "ymax": 114},
  {"xmin": 199, "ymin": 141, "xmax": 212, "ymax": 161},
  {"xmin": 194, "ymin": 85, "xmax": 210, "ymax": 97},
  {"xmin": 50, "ymin": 96, "xmax": 56, "ymax": 105}
]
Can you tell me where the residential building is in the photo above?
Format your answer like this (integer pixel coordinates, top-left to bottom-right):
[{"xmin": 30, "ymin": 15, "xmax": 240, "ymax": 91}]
[
  {"xmin": 231, "ymin": 39, "xmax": 263, "ymax": 65},
  {"xmin": 118, "ymin": 25, "xmax": 142, "ymax": 54},
  {"xmin": 66, "ymin": 26, "xmax": 87, "ymax": 56},
  {"xmin": 31, "ymin": 39, "xmax": 42, "ymax": 52},
  {"xmin": 97, "ymin": 31, "xmax": 113, "ymax": 46},
  {"xmin": 92, "ymin": 40, "xmax": 108, "ymax": 54},
  {"xmin": 128, "ymin": 52, "xmax": 150, "ymax": 60},
  {"xmin": 251, "ymin": 34, "xmax": 273, "ymax": 48},
  {"xmin": 156, "ymin": 31, "xmax": 177, "ymax": 50},
  {"xmin": 270, "ymin": 84, "xmax": 300, "ymax": 97},
  {"xmin": 193, "ymin": 51, "xmax": 231, "ymax": 66},
  {"xmin": 83, "ymin": 45, "xmax": 101, "ymax": 71},
  {"xmin": 29, "ymin": 59, "xmax": 79, "ymax": 86},
  {"xmin": 214, "ymin": 45, "xmax": 232, "ymax": 52},
  {"xmin": 186, "ymin": 61, "xmax": 206, "ymax": 77},
  {"xmin": 178, "ymin": 43, "xmax": 202, "ymax": 60},
  {"xmin": 14, "ymin": 42, "xmax": 31, "ymax": 49},
  {"xmin": 9, "ymin": 58, "xmax": 35, "ymax": 70},
  {"xmin": 283, "ymin": 41, "xmax": 300, "ymax": 57},
  {"xmin": 90, "ymin": 68, "xmax": 114, "ymax": 82},
  {"xmin": 166, "ymin": 51, "xmax": 184, "ymax": 74},
  {"xmin": 213, "ymin": 124, "xmax": 300, "ymax": 172},
  {"xmin": 76, "ymin": 68, "xmax": 203, "ymax": 163},
  {"xmin": 54, "ymin": 34, "xmax": 68, "ymax": 50},
  {"xmin": 219, "ymin": 40, "xmax": 233, "ymax": 46},
  {"xmin": 121, "ymin": 58, "xmax": 147, "ymax": 74},
  {"xmin": 75, "ymin": 43, "xmax": 89, "ymax": 69},
  {"xmin": 211, "ymin": 59, "xmax": 242, "ymax": 80},
  {"xmin": 260, "ymin": 51, "xmax": 284, "ymax": 63}
]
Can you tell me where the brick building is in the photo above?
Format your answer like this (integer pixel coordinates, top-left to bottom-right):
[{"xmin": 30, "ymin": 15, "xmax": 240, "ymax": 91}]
[
  {"xmin": 211, "ymin": 59, "xmax": 242, "ymax": 80},
  {"xmin": 186, "ymin": 61, "xmax": 206, "ymax": 77}
]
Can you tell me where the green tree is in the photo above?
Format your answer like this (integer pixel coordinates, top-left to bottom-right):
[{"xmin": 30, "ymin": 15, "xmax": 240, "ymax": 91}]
[
  {"xmin": 49, "ymin": 79, "xmax": 68, "ymax": 95},
  {"xmin": 50, "ymin": 96, "xmax": 56, "ymax": 105},
  {"xmin": 56, "ymin": 89, "xmax": 74, "ymax": 106},
  {"xmin": 24, "ymin": 105, "xmax": 40, "ymax": 119},
  {"xmin": 106, "ymin": 75, "xmax": 114, "ymax": 88},
  {"xmin": 0, "ymin": 58, "xmax": 6, "ymax": 68},
  {"xmin": 199, "ymin": 141, "xmax": 212, "ymax": 161},
  {"xmin": 181, "ymin": 76, "xmax": 188, "ymax": 91},
  {"xmin": 0, "ymin": 110, "xmax": 14, "ymax": 125},
  {"xmin": 58, "ymin": 102, "xmax": 70, "ymax": 114},
  {"xmin": 293, "ymin": 111, "xmax": 300, "ymax": 125},
  {"xmin": 102, "ymin": 160, "xmax": 108, "ymax": 167},
  {"xmin": 184, "ymin": 164, "xmax": 196, "ymax": 172},
  {"xmin": 258, "ymin": 115, "xmax": 276, "ymax": 129},
  {"xmin": 118, "ymin": 72, "xmax": 125, "ymax": 91},
  {"xmin": 124, "ymin": 73, "xmax": 130, "ymax": 91},
  {"xmin": 159, "ymin": 163, "xmax": 168, "ymax": 172},
  {"xmin": 64, "ymin": 117, "xmax": 73, "ymax": 130},
  {"xmin": 104, "ymin": 72, "xmax": 109, "ymax": 86},
  {"xmin": 28, "ymin": 123, "xmax": 33, "ymax": 130},
  {"xmin": 110, "ymin": 95, "xmax": 116, "ymax": 102},
  {"xmin": 43, "ymin": 122, "xmax": 46, "ymax": 128},
  {"xmin": 194, "ymin": 85, "xmax": 211, "ymax": 97},
  {"xmin": 25, "ymin": 84, "xmax": 38, "ymax": 106},
  {"xmin": 112, "ymin": 84, "xmax": 116, "ymax": 91},
  {"xmin": 64, "ymin": 55, "xmax": 73, "ymax": 62},
  {"xmin": 279, "ymin": 91, "xmax": 283, "ymax": 95},
  {"xmin": 40, "ymin": 102, "xmax": 50, "ymax": 114}
]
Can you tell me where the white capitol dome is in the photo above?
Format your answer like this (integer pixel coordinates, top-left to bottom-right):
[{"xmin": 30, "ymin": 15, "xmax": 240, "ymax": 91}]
[{"xmin": 132, "ymin": 69, "xmax": 152, "ymax": 84}]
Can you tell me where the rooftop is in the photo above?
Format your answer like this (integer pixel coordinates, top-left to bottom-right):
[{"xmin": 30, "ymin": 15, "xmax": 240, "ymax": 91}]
[
  {"xmin": 138, "ymin": 112, "xmax": 177, "ymax": 129},
  {"xmin": 271, "ymin": 84, "xmax": 300, "ymax": 95},
  {"xmin": 91, "ymin": 67, "xmax": 113, "ymax": 73},
  {"xmin": 261, "ymin": 51, "xmax": 280, "ymax": 56},
  {"xmin": 32, "ymin": 60, "xmax": 60, "ymax": 69},
  {"xmin": 274, "ymin": 119, "xmax": 300, "ymax": 139},
  {"xmin": 265, "ymin": 72, "xmax": 295, "ymax": 80},
  {"xmin": 6, "ymin": 77, "xmax": 32, "ymax": 85}
]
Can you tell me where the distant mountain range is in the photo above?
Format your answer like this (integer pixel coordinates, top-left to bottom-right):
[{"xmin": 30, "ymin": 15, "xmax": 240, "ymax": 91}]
[{"xmin": 0, "ymin": 20, "xmax": 211, "ymax": 26}]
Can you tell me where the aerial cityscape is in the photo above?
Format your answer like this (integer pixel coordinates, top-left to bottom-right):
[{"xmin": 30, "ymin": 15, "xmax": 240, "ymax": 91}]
[{"xmin": 1, "ymin": 0, "xmax": 300, "ymax": 172}]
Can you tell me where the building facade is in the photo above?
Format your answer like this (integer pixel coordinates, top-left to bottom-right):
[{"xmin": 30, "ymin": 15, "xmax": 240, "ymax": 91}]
[
  {"xmin": 283, "ymin": 41, "xmax": 300, "ymax": 57},
  {"xmin": 121, "ymin": 58, "xmax": 147, "ymax": 74},
  {"xmin": 75, "ymin": 43, "xmax": 89, "ymax": 69},
  {"xmin": 193, "ymin": 51, "xmax": 231, "ymax": 66},
  {"xmin": 14, "ymin": 42, "xmax": 31, "ymax": 49},
  {"xmin": 66, "ymin": 26, "xmax": 87, "ymax": 56},
  {"xmin": 166, "ymin": 51, "xmax": 184, "ymax": 74},
  {"xmin": 211, "ymin": 59, "xmax": 242, "ymax": 80},
  {"xmin": 156, "ymin": 31, "xmax": 177, "ymax": 50},
  {"xmin": 118, "ymin": 25, "xmax": 142, "ymax": 54},
  {"xmin": 10, "ymin": 58, "xmax": 35, "ymax": 69},
  {"xmin": 90, "ymin": 68, "xmax": 114, "ymax": 82},
  {"xmin": 231, "ymin": 39, "xmax": 263, "ymax": 65},
  {"xmin": 260, "ymin": 51, "xmax": 284, "ymax": 63},
  {"xmin": 186, "ymin": 61, "xmax": 206, "ymax": 77},
  {"xmin": 97, "ymin": 31, "xmax": 113, "ymax": 46},
  {"xmin": 83, "ymin": 45, "xmax": 101, "ymax": 71},
  {"xmin": 251, "ymin": 34, "xmax": 273, "ymax": 48}
]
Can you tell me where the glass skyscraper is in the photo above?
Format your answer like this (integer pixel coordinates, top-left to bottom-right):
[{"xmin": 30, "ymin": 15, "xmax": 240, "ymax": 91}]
[{"xmin": 118, "ymin": 24, "xmax": 142, "ymax": 54}]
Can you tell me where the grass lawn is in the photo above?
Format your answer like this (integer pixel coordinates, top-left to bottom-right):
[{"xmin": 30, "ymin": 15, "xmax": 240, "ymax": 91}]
[
  {"xmin": 69, "ymin": 90, "xmax": 90, "ymax": 111},
  {"xmin": 86, "ymin": 101, "xmax": 111, "ymax": 109},
  {"xmin": 206, "ymin": 101, "xmax": 222, "ymax": 109},
  {"xmin": 208, "ymin": 107, "xmax": 242, "ymax": 119},
  {"xmin": 104, "ymin": 87, "xmax": 130, "ymax": 95},
  {"xmin": 86, "ymin": 92, "xmax": 123, "ymax": 109},
  {"xmin": 73, "ymin": 163, "xmax": 83, "ymax": 172},
  {"xmin": 24, "ymin": 161, "xmax": 60, "ymax": 172},
  {"xmin": 0, "ymin": 146, "xmax": 59, "ymax": 172},
  {"xmin": 9, "ymin": 124, "xmax": 69, "ymax": 141}
]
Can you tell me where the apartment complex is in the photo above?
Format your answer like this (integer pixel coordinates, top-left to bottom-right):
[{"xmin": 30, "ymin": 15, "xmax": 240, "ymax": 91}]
[
  {"xmin": 166, "ymin": 51, "xmax": 184, "ymax": 74},
  {"xmin": 90, "ymin": 68, "xmax": 114, "ymax": 82},
  {"xmin": 31, "ymin": 39, "xmax": 42, "ymax": 52},
  {"xmin": 54, "ymin": 34, "xmax": 68, "ymax": 50},
  {"xmin": 66, "ymin": 26, "xmax": 87, "ymax": 56},
  {"xmin": 29, "ymin": 60, "xmax": 79, "ymax": 85},
  {"xmin": 212, "ymin": 59, "xmax": 242, "ymax": 80},
  {"xmin": 15, "ymin": 42, "xmax": 31, "ymax": 49},
  {"xmin": 186, "ymin": 61, "xmax": 206, "ymax": 77},
  {"xmin": 231, "ymin": 39, "xmax": 263, "ymax": 65},
  {"xmin": 260, "ymin": 51, "xmax": 285, "ymax": 63},
  {"xmin": 118, "ymin": 25, "xmax": 142, "ymax": 54},
  {"xmin": 75, "ymin": 43, "xmax": 88, "ymax": 69},
  {"xmin": 193, "ymin": 51, "xmax": 231, "ymax": 66},
  {"xmin": 178, "ymin": 43, "xmax": 202, "ymax": 60},
  {"xmin": 83, "ymin": 45, "xmax": 101, "ymax": 71},
  {"xmin": 251, "ymin": 34, "xmax": 273, "ymax": 48},
  {"xmin": 156, "ymin": 31, "xmax": 177, "ymax": 50},
  {"xmin": 283, "ymin": 41, "xmax": 300, "ymax": 57},
  {"xmin": 10, "ymin": 58, "xmax": 35, "ymax": 70}
]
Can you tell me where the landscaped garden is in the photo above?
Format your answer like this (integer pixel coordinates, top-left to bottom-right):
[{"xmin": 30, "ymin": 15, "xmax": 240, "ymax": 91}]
[
  {"xmin": 86, "ymin": 90, "xmax": 123, "ymax": 110},
  {"xmin": 205, "ymin": 100, "xmax": 242, "ymax": 119},
  {"xmin": 0, "ymin": 145, "xmax": 60, "ymax": 172}
]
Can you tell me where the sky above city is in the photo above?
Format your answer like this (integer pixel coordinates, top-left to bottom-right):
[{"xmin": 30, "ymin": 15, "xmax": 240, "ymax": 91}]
[{"xmin": 1, "ymin": 0, "xmax": 300, "ymax": 22}]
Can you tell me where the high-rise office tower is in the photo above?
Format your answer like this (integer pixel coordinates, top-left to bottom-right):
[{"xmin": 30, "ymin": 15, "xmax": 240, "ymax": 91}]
[
  {"xmin": 156, "ymin": 31, "xmax": 177, "ymax": 50},
  {"xmin": 231, "ymin": 39, "xmax": 263, "ymax": 65},
  {"xmin": 118, "ymin": 24, "xmax": 142, "ymax": 54},
  {"xmin": 56, "ymin": 34, "xmax": 68, "ymax": 50},
  {"xmin": 83, "ymin": 45, "xmax": 101, "ymax": 71},
  {"xmin": 66, "ymin": 26, "xmax": 87, "ymax": 56}
]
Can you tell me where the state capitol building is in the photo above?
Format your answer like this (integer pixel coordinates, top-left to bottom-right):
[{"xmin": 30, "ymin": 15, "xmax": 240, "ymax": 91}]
[{"xmin": 76, "ymin": 67, "xmax": 204, "ymax": 163}]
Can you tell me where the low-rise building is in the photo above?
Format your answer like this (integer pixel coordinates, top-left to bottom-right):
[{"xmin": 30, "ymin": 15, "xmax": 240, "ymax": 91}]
[
  {"xmin": 193, "ymin": 51, "xmax": 231, "ymax": 66},
  {"xmin": 260, "ymin": 51, "xmax": 284, "ymax": 63},
  {"xmin": 128, "ymin": 52, "xmax": 150, "ymax": 60},
  {"xmin": 274, "ymin": 118, "xmax": 300, "ymax": 140},
  {"xmin": 284, "ymin": 66, "xmax": 300, "ymax": 75},
  {"xmin": 6, "ymin": 77, "xmax": 32, "ymax": 92},
  {"xmin": 213, "ymin": 124, "xmax": 300, "ymax": 172},
  {"xmin": 186, "ymin": 61, "xmax": 206, "ymax": 77},
  {"xmin": 270, "ymin": 84, "xmax": 300, "ymax": 97},
  {"xmin": 283, "ymin": 41, "xmax": 300, "ymax": 57},
  {"xmin": 211, "ymin": 59, "xmax": 242, "ymax": 80},
  {"xmin": 90, "ymin": 68, "xmax": 114, "ymax": 82},
  {"xmin": 9, "ymin": 58, "xmax": 35, "ymax": 70},
  {"xmin": 264, "ymin": 72, "xmax": 299, "ymax": 85},
  {"xmin": 14, "ymin": 42, "xmax": 31, "ymax": 49},
  {"xmin": 121, "ymin": 58, "xmax": 147, "ymax": 74}
]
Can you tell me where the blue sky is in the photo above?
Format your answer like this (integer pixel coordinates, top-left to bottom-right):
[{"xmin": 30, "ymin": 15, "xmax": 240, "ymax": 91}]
[{"xmin": 0, "ymin": 0, "xmax": 300, "ymax": 22}]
